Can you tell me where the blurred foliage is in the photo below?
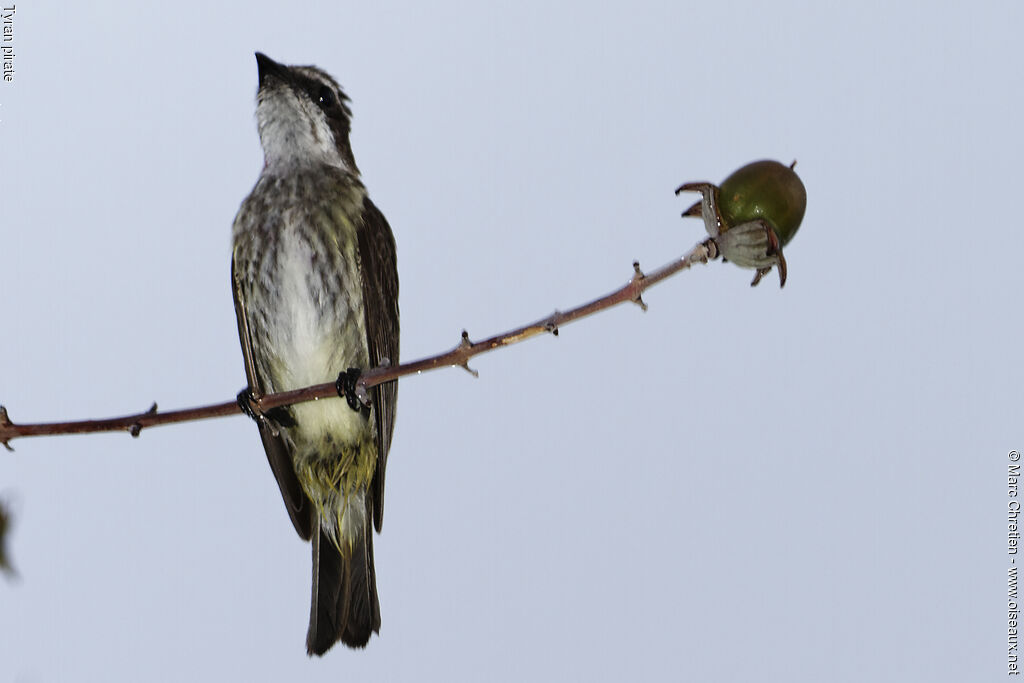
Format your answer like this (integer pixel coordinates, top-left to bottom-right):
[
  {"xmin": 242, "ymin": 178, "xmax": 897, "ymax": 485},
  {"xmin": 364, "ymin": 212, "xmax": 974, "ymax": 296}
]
[{"xmin": 0, "ymin": 499, "xmax": 15, "ymax": 579}]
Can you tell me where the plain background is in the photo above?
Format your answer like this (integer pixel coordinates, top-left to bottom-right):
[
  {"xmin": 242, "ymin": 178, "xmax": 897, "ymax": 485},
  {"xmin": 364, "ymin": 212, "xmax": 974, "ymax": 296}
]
[{"xmin": 0, "ymin": 1, "xmax": 1018, "ymax": 680}]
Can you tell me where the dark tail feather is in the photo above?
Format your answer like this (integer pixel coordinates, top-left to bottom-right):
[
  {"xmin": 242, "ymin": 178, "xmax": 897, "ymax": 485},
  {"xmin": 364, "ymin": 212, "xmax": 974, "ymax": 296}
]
[
  {"xmin": 306, "ymin": 521, "xmax": 380, "ymax": 655},
  {"xmin": 342, "ymin": 527, "xmax": 380, "ymax": 646}
]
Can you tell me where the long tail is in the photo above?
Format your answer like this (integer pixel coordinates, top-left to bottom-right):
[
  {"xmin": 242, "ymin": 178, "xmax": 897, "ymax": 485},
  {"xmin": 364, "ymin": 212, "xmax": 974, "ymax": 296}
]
[{"xmin": 306, "ymin": 518, "xmax": 380, "ymax": 655}]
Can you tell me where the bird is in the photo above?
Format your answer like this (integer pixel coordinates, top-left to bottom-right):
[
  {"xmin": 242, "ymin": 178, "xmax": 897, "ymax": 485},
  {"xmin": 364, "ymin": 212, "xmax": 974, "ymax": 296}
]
[{"xmin": 231, "ymin": 52, "xmax": 399, "ymax": 655}]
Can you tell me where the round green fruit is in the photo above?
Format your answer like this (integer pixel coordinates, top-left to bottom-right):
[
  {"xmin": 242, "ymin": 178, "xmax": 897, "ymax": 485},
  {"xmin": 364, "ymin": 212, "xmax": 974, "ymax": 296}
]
[{"xmin": 718, "ymin": 160, "xmax": 806, "ymax": 246}]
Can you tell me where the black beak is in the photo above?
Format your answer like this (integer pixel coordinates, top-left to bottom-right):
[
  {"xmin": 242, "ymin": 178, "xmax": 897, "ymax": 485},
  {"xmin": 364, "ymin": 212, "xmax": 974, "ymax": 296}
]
[{"xmin": 255, "ymin": 52, "xmax": 289, "ymax": 88}]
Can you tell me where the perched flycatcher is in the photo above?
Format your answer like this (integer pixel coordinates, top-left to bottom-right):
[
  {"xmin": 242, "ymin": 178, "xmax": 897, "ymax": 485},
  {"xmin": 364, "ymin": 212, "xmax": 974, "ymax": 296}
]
[{"xmin": 231, "ymin": 52, "xmax": 399, "ymax": 655}]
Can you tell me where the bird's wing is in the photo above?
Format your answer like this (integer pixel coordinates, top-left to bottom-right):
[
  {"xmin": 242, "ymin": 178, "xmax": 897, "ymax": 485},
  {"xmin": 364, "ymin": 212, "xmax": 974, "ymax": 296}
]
[
  {"xmin": 357, "ymin": 197, "xmax": 400, "ymax": 532},
  {"xmin": 232, "ymin": 257, "xmax": 313, "ymax": 540}
]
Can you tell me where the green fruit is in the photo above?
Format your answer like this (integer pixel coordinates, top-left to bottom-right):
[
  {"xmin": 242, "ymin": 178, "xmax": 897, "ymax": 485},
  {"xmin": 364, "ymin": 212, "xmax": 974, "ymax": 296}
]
[{"xmin": 718, "ymin": 160, "xmax": 806, "ymax": 246}]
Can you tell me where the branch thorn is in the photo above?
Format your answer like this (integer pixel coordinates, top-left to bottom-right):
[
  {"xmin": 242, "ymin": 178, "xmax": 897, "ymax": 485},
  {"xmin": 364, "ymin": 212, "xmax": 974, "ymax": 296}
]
[
  {"xmin": 631, "ymin": 261, "xmax": 649, "ymax": 311},
  {"xmin": 0, "ymin": 407, "xmax": 13, "ymax": 452},
  {"xmin": 457, "ymin": 330, "xmax": 479, "ymax": 377},
  {"xmin": 129, "ymin": 403, "xmax": 158, "ymax": 438}
]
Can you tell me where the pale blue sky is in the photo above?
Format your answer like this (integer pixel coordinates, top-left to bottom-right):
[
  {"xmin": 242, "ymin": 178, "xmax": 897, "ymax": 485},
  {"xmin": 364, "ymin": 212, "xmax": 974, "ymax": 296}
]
[{"xmin": 0, "ymin": 1, "xmax": 1017, "ymax": 680}]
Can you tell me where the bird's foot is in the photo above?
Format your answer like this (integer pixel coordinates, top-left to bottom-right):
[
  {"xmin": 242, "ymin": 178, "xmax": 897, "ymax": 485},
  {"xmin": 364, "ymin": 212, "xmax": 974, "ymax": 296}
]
[
  {"xmin": 237, "ymin": 388, "xmax": 262, "ymax": 422},
  {"xmin": 336, "ymin": 368, "xmax": 365, "ymax": 412}
]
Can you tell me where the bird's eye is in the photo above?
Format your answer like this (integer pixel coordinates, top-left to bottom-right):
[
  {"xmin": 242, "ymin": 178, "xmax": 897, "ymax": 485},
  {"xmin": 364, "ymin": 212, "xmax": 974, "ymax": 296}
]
[{"xmin": 317, "ymin": 86, "xmax": 336, "ymax": 108}]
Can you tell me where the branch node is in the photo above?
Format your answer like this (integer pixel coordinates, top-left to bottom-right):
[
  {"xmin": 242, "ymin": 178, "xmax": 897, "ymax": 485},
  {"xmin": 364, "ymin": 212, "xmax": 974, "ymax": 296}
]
[
  {"xmin": 630, "ymin": 261, "xmax": 649, "ymax": 311},
  {"xmin": 456, "ymin": 330, "xmax": 479, "ymax": 376},
  {"xmin": 0, "ymin": 407, "xmax": 14, "ymax": 452},
  {"xmin": 129, "ymin": 403, "xmax": 158, "ymax": 438},
  {"xmin": 545, "ymin": 312, "xmax": 561, "ymax": 336},
  {"xmin": 700, "ymin": 238, "xmax": 719, "ymax": 262}
]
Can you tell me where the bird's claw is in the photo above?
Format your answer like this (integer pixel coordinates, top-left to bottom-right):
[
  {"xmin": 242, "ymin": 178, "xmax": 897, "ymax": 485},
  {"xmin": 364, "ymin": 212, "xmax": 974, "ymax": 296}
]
[
  {"xmin": 237, "ymin": 388, "xmax": 262, "ymax": 422},
  {"xmin": 336, "ymin": 368, "xmax": 366, "ymax": 412}
]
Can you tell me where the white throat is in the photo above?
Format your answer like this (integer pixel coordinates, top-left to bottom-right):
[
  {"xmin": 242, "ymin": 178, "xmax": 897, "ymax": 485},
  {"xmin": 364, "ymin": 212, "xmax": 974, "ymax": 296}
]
[{"xmin": 257, "ymin": 87, "xmax": 352, "ymax": 172}]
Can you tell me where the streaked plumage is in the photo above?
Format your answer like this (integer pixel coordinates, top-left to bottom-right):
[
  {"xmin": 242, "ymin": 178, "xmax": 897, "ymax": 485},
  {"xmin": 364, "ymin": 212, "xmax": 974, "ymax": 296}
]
[{"xmin": 231, "ymin": 53, "xmax": 399, "ymax": 655}]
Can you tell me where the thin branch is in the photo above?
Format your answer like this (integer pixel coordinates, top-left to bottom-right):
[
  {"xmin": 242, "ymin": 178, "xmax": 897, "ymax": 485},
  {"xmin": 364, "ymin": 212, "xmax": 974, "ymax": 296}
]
[{"xmin": 0, "ymin": 238, "xmax": 720, "ymax": 449}]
